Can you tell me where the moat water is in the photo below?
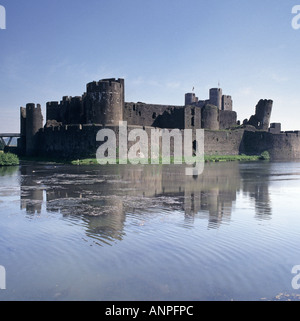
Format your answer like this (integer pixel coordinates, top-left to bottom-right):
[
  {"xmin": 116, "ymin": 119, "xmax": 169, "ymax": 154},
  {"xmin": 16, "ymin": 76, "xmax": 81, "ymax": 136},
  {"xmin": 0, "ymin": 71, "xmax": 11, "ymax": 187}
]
[{"xmin": 0, "ymin": 161, "xmax": 300, "ymax": 301}]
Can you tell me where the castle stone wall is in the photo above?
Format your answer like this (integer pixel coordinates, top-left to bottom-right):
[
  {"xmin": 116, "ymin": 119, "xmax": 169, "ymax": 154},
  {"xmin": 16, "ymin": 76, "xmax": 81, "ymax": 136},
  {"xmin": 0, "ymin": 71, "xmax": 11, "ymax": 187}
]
[
  {"xmin": 204, "ymin": 129, "xmax": 245, "ymax": 156},
  {"xmin": 242, "ymin": 130, "xmax": 300, "ymax": 160},
  {"xmin": 219, "ymin": 110, "xmax": 237, "ymax": 129},
  {"xmin": 30, "ymin": 124, "xmax": 300, "ymax": 161},
  {"xmin": 38, "ymin": 124, "xmax": 103, "ymax": 159},
  {"xmin": 124, "ymin": 102, "xmax": 184, "ymax": 129},
  {"xmin": 17, "ymin": 78, "xmax": 300, "ymax": 161},
  {"xmin": 184, "ymin": 106, "xmax": 202, "ymax": 129}
]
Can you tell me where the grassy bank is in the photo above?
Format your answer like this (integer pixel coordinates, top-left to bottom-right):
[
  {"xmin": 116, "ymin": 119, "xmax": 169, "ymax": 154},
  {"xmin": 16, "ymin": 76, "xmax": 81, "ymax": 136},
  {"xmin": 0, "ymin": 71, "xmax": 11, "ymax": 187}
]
[
  {"xmin": 204, "ymin": 154, "xmax": 266, "ymax": 162},
  {"xmin": 19, "ymin": 151, "xmax": 270, "ymax": 166},
  {"xmin": 0, "ymin": 152, "xmax": 20, "ymax": 166},
  {"xmin": 70, "ymin": 152, "xmax": 270, "ymax": 165}
]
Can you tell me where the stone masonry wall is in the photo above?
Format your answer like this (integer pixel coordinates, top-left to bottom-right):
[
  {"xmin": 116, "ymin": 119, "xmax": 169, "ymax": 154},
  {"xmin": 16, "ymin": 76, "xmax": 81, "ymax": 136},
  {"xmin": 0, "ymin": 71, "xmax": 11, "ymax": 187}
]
[
  {"xmin": 242, "ymin": 130, "xmax": 300, "ymax": 160},
  {"xmin": 35, "ymin": 125, "xmax": 300, "ymax": 160},
  {"xmin": 124, "ymin": 102, "xmax": 184, "ymax": 129}
]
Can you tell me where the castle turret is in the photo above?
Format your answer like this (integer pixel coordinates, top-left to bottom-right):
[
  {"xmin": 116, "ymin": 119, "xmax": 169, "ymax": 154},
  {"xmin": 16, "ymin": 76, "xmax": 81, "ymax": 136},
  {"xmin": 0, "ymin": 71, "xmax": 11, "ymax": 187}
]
[
  {"xmin": 209, "ymin": 88, "xmax": 222, "ymax": 110},
  {"xmin": 85, "ymin": 78, "xmax": 124, "ymax": 126},
  {"xmin": 185, "ymin": 93, "xmax": 198, "ymax": 106},
  {"xmin": 254, "ymin": 99, "xmax": 273, "ymax": 131},
  {"xmin": 18, "ymin": 107, "xmax": 27, "ymax": 155},
  {"xmin": 46, "ymin": 101, "xmax": 60, "ymax": 122},
  {"xmin": 247, "ymin": 99, "xmax": 273, "ymax": 131},
  {"xmin": 25, "ymin": 103, "xmax": 43, "ymax": 156},
  {"xmin": 222, "ymin": 95, "xmax": 233, "ymax": 111},
  {"xmin": 202, "ymin": 104, "xmax": 220, "ymax": 130}
]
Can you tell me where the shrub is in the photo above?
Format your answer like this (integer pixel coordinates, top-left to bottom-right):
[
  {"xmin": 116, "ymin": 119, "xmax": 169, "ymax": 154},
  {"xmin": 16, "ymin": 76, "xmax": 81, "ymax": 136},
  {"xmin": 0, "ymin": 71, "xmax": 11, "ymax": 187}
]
[
  {"xmin": 0, "ymin": 153, "xmax": 20, "ymax": 166},
  {"xmin": 260, "ymin": 151, "xmax": 270, "ymax": 161}
]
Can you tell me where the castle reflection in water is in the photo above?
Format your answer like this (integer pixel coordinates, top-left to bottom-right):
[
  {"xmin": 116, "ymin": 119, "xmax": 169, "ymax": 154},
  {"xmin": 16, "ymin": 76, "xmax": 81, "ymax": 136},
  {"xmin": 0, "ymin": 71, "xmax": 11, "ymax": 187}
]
[{"xmin": 19, "ymin": 162, "xmax": 272, "ymax": 243}]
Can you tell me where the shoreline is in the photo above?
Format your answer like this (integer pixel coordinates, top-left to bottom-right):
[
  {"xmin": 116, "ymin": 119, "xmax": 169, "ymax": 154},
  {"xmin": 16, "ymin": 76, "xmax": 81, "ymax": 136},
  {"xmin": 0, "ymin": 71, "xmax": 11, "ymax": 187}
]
[{"xmin": 18, "ymin": 153, "xmax": 269, "ymax": 166}]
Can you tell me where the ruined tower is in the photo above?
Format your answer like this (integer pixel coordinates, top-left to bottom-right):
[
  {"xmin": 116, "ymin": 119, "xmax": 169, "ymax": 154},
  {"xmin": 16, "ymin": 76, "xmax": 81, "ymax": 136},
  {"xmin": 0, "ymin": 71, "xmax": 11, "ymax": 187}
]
[
  {"xmin": 221, "ymin": 95, "xmax": 233, "ymax": 111},
  {"xmin": 247, "ymin": 99, "xmax": 273, "ymax": 131},
  {"xmin": 254, "ymin": 99, "xmax": 273, "ymax": 131},
  {"xmin": 25, "ymin": 103, "xmax": 43, "ymax": 156},
  {"xmin": 85, "ymin": 78, "xmax": 124, "ymax": 126}
]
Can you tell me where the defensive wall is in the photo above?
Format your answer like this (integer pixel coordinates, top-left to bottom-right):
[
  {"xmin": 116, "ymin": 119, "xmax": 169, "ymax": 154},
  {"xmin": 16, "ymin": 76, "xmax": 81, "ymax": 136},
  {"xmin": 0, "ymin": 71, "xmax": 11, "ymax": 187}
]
[
  {"xmin": 17, "ymin": 78, "xmax": 300, "ymax": 161},
  {"xmin": 33, "ymin": 123, "xmax": 300, "ymax": 161}
]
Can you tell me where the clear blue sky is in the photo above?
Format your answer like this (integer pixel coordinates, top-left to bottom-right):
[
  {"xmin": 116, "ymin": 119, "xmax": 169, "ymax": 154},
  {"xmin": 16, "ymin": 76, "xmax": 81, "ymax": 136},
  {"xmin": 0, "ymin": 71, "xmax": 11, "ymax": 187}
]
[{"xmin": 0, "ymin": 0, "xmax": 300, "ymax": 132}]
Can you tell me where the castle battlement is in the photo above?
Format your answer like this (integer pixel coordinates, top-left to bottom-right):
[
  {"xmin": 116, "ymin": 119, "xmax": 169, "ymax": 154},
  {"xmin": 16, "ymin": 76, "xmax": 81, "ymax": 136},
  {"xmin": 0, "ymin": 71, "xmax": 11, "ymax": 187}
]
[
  {"xmin": 86, "ymin": 78, "xmax": 124, "ymax": 92},
  {"xmin": 17, "ymin": 77, "xmax": 300, "ymax": 161},
  {"xmin": 26, "ymin": 103, "xmax": 42, "ymax": 111}
]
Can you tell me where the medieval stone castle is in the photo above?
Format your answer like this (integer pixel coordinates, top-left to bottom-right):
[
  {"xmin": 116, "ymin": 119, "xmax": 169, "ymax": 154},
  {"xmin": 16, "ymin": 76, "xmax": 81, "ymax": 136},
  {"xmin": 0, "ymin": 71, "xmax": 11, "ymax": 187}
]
[{"xmin": 18, "ymin": 78, "xmax": 300, "ymax": 160}]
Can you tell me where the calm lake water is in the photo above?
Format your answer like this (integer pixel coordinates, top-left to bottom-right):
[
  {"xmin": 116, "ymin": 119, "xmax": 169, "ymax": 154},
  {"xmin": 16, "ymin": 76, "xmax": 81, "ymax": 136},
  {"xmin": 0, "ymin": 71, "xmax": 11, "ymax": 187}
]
[{"xmin": 1, "ymin": 161, "xmax": 300, "ymax": 301}]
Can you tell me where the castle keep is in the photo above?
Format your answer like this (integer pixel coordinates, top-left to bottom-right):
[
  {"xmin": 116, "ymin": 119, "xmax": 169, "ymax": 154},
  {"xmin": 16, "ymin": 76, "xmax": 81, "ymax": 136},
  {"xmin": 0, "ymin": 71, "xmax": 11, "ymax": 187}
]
[{"xmin": 18, "ymin": 78, "xmax": 300, "ymax": 160}]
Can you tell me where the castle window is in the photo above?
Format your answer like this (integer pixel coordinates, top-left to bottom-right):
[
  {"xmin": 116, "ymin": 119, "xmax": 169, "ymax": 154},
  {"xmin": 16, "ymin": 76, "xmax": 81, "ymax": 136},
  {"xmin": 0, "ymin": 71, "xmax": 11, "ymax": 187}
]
[
  {"xmin": 191, "ymin": 117, "xmax": 195, "ymax": 127},
  {"xmin": 193, "ymin": 140, "xmax": 197, "ymax": 155},
  {"xmin": 152, "ymin": 112, "xmax": 157, "ymax": 119}
]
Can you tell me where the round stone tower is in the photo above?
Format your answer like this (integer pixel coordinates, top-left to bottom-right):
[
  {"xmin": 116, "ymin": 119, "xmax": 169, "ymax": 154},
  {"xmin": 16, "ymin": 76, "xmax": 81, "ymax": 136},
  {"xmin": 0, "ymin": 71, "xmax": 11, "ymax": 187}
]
[
  {"xmin": 25, "ymin": 103, "xmax": 43, "ymax": 156},
  {"xmin": 209, "ymin": 88, "xmax": 222, "ymax": 110},
  {"xmin": 202, "ymin": 104, "xmax": 220, "ymax": 130},
  {"xmin": 85, "ymin": 78, "xmax": 124, "ymax": 126},
  {"xmin": 185, "ymin": 93, "xmax": 197, "ymax": 106}
]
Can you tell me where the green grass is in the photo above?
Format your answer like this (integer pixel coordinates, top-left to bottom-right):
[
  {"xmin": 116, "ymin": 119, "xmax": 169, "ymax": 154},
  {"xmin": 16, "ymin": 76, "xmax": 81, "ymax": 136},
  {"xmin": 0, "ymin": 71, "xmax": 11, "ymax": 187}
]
[
  {"xmin": 0, "ymin": 153, "xmax": 20, "ymax": 166},
  {"xmin": 71, "ymin": 152, "xmax": 269, "ymax": 165},
  {"xmin": 20, "ymin": 151, "xmax": 270, "ymax": 166},
  {"xmin": 71, "ymin": 158, "xmax": 99, "ymax": 165},
  {"xmin": 205, "ymin": 151, "xmax": 270, "ymax": 162},
  {"xmin": 204, "ymin": 154, "xmax": 260, "ymax": 162}
]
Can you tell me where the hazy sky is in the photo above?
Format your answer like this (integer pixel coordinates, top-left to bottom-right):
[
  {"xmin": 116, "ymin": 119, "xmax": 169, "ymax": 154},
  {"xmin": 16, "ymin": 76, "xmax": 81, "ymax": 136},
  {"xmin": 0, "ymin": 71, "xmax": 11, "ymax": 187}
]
[{"xmin": 0, "ymin": 0, "xmax": 300, "ymax": 132}]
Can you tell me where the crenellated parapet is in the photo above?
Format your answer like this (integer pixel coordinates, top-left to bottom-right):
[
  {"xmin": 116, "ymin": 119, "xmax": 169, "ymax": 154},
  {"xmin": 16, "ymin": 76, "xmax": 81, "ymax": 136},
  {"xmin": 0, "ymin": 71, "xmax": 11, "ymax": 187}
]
[
  {"xmin": 46, "ymin": 96, "xmax": 84, "ymax": 125},
  {"xmin": 85, "ymin": 78, "xmax": 124, "ymax": 126}
]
